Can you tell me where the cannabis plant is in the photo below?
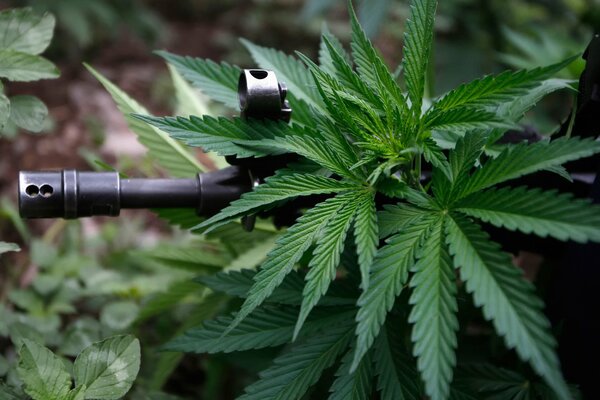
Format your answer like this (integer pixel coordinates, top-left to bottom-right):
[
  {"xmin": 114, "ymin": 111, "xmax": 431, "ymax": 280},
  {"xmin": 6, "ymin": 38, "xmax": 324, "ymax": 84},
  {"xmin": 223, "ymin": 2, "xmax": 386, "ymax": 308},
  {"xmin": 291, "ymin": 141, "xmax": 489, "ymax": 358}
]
[{"xmin": 138, "ymin": 1, "xmax": 600, "ymax": 399}]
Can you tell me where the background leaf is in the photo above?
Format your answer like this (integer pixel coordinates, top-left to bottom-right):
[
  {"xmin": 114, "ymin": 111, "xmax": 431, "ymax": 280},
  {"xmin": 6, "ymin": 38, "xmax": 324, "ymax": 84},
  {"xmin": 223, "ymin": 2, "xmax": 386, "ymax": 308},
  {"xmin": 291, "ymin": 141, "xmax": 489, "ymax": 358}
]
[
  {"xmin": 73, "ymin": 335, "xmax": 141, "ymax": 400},
  {"xmin": 17, "ymin": 339, "xmax": 72, "ymax": 400},
  {"xmin": 86, "ymin": 64, "xmax": 204, "ymax": 177}
]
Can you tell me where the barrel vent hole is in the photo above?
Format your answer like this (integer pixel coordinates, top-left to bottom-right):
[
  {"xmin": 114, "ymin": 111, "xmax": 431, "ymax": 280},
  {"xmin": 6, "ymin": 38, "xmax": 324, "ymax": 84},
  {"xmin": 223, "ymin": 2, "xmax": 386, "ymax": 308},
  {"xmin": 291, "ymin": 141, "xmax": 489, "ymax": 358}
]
[
  {"xmin": 25, "ymin": 185, "xmax": 39, "ymax": 197},
  {"xmin": 250, "ymin": 70, "xmax": 268, "ymax": 79},
  {"xmin": 40, "ymin": 184, "xmax": 54, "ymax": 198}
]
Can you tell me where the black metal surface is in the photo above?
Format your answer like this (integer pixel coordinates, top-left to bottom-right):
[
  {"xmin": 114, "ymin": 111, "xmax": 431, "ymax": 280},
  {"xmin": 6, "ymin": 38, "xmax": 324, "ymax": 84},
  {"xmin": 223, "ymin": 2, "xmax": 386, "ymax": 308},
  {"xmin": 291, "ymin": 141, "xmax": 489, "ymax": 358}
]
[
  {"xmin": 238, "ymin": 69, "xmax": 291, "ymax": 122},
  {"xmin": 18, "ymin": 167, "xmax": 252, "ymax": 219}
]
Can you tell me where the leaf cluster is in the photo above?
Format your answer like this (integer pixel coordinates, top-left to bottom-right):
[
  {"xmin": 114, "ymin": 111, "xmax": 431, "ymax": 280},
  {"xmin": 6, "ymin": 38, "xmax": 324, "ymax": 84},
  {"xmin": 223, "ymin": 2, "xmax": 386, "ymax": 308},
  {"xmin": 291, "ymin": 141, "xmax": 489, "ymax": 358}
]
[
  {"xmin": 131, "ymin": 1, "xmax": 600, "ymax": 399},
  {"xmin": 0, "ymin": 8, "xmax": 59, "ymax": 135}
]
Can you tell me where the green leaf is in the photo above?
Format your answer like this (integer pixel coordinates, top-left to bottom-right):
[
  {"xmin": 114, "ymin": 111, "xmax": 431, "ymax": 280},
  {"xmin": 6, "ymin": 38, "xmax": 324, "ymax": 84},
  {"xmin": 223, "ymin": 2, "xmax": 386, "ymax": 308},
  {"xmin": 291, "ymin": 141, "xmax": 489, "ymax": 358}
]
[
  {"xmin": 100, "ymin": 301, "xmax": 140, "ymax": 332},
  {"xmin": 0, "ymin": 49, "xmax": 58, "ymax": 81},
  {"xmin": 319, "ymin": 25, "xmax": 349, "ymax": 76},
  {"xmin": 0, "ymin": 382, "xmax": 22, "ymax": 400},
  {"xmin": 199, "ymin": 269, "xmax": 356, "ymax": 306},
  {"xmin": 456, "ymin": 186, "xmax": 600, "ymax": 243},
  {"xmin": 156, "ymin": 51, "xmax": 240, "ymax": 109},
  {"xmin": 352, "ymin": 215, "xmax": 434, "ymax": 370},
  {"xmin": 408, "ymin": 217, "xmax": 458, "ymax": 400},
  {"xmin": 0, "ymin": 94, "xmax": 10, "ymax": 128},
  {"xmin": 294, "ymin": 190, "xmax": 363, "ymax": 338},
  {"xmin": 354, "ymin": 192, "xmax": 378, "ymax": 289},
  {"xmin": 0, "ymin": 242, "xmax": 20, "ymax": 255},
  {"xmin": 422, "ymin": 137, "xmax": 451, "ymax": 182},
  {"xmin": 134, "ymin": 114, "xmax": 287, "ymax": 158},
  {"xmin": 9, "ymin": 95, "xmax": 47, "ymax": 132},
  {"xmin": 85, "ymin": 64, "xmax": 203, "ymax": 177},
  {"xmin": 329, "ymin": 347, "xmax": 373, "ymax": 400},
  {"xmin": 445, "ymin": 214, "xmax": 570, "ymax": 400},
  {"xmin": 258, "ymin": 134, "xmax": 356, "ymax": 179},
  {"xmin": 403, "ymin": 0, "xmax": 437, "ymax": 114},
  {"xmin": 487, "ymin": 78, "xmax": 574, "ymax": 143},
  {"xmin": 458, "ymin": 137, "xmax": 600, "ymax": 198},
  {"xmin": 373, "ymin": 324, "xmax": 422, "ymax": 400},
  {"xmin": 240, "ymin": 39, "xmax": 325, "ymax": 112},
  {"xmin": 225, "ymin": 193, "xmax": 355, "ymax": 335},
  {"xmin": 349, "ymin": 3, "xmax": 405, "ymax": 108},
  {"xmin": 0, "ymin": 8, "xmax": 55, "ymax": 55},
  {"xmin": 73, "ymin": 335, "xmax": 140, "ymax": 400},
  {"xmin": 238, "ymin": 325, "xmax": 353, "ymax": 400},
  {"xmin": 377, "ymin": 203, "xmax": 430, "ymax": 238},
  {"xmin": 137, "ymin": 280, "xmax": 202, "ymax": 321},
  {"xmin": 168, "ymin": 63, "xmax": 210, "ymax": 117},
  {"xmin": 17, "ymin": 339, "xmax": 72, "ymax": 400},
  {"xmin": 424, "ymin": 107, "xmax": 514, "ymax": 132},
  {"xmin": 432, "ymin": 56, "xmax": 577, "ymax": 112},
  {"xmin": 164, "ymin": 305, "xmax": 355, "ymax": 354},
  {"xmin": 197, "ymin": 174, "xmax": 359, "ymax": 231}
]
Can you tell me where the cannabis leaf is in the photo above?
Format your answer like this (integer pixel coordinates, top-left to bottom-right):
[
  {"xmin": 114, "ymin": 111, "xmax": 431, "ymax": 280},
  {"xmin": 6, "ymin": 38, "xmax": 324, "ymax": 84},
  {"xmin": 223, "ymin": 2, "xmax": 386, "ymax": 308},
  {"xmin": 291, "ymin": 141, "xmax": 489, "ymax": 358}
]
[
  {"xmin": 403, "ymin": 0, "xmax": 436, "ymax": 114},
  {"xmin": 446, "ymin": 215, "xmax": 570, "ymax": 399},
  {"xmin": 238, "ymin": 325, "xmax": 353, "ymax": 400},
  {"xmin": 139, "ymin": 0, "xmax": 599, "ymax": 398}
]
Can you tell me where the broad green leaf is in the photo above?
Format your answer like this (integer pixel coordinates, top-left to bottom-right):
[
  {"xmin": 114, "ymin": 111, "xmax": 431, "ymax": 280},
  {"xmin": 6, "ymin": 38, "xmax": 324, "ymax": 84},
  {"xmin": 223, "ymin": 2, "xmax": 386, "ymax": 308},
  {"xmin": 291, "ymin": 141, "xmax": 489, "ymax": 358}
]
[
  {"xmin": 197, "ymin": 174, "xmax": 359, "ymax": 231},
  {"xmin": 352, "ymin": 215, "xmax": 434, "ymax": 370},
  {"xmin": 0, "ymin": 8, "xmax": 55, "ymax": 55},
  {"xmin": 73, "ymin": 335, "xmax": 140, "ymax": 400},
  {"xmin": 238, "ymin": 325, "xmax": 353, "ymax": 400},
  {"xmin": 225, "ymin": 193, "xmax": 355, "ymax": 335},
  {"xmin": 458, "ymin": 137, "xmax": 600, "ymax": 198},
  {"xmin": 164, "ymin": 306, "xmax": 355, "ymax": 354},
  {"xmin": 85, "ymin": 64, "xmax": 203, "ymax": 177},
  {"xmin": 0, "ymin": 242, "xmax": 20, "ymax": 255},
  {"xmin": 240, "ymin": 39, "xmax": 325, "ymax": 112},
  {"xmin": 457, "ymin": 186, "xmax": 600, "ymax": 243},
  {"xmin": 374, "ymin": 324, "xmax": 422, "ymax": 400},
  {"xmin": 408, "ymin": 217, "xmax": 458, "ymax": 400},
  {"xmin": 0, "ymin": 94, "xmax": 10, "ymax": 128},
  {"xmin": 17, "ymin": 339, "xmax": 72, "ymax": 400},
  {"xmin": 294, "ymin": 191, "xmax": 363, "ymax": 338},
  {"xmin": 9, "ymin": 95, "xmax": 47, "ymax": 132},
  {"xmin": 403, "ymin": 0, "xmax": 437, "ymax": 114},
  {"xmin": 354, "ymin": 192, "xmax": 378, "ymax": 288},
  {"xmin": 100, "ymin": 301, "xmax": 140, "ymax": 332},
  {"xmin": 156, "ymin": 51, "xmax": 240, "ymax": 109},
  {"xmin": 329, "ymin": 347, "xmax": 373, "ymax": 400},
  {"xmin": 135, "ymin": 114, "xmax": 287, "ymax": 158},
  {"xmin": 0, "ymin": 49, "xmax": 58, "ymax": 81},
  {"xmin": 432, "ymin": 56, "xmax": 577, "ymax": 112},
  {"xmin": 446, "ymin": 214, "xmax": 570, "ymax": 399},
  {"xmin": 224, "ymin": 235, "xmax": 277, "ymax": 271},
  {"xmin": 132, "ymin": 244, "xmax": 225, "ymax": 273}
]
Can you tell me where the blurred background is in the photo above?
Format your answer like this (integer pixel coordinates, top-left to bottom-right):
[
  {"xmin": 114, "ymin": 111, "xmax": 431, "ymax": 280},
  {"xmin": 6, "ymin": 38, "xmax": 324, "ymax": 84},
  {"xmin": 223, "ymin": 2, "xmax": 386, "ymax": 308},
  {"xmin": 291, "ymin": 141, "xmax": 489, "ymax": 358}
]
[{"xmin": 0, "ymin": 0, "xmax": 596, "ymax": 398}]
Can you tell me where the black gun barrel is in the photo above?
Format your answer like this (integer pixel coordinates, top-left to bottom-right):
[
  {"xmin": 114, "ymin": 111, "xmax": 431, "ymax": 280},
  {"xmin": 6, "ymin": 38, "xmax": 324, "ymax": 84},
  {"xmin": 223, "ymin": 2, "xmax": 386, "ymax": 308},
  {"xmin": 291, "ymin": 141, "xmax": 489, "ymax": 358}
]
[{"xmin": 18, "ymin": 167, "xmax": 252, "ymax": 219}]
